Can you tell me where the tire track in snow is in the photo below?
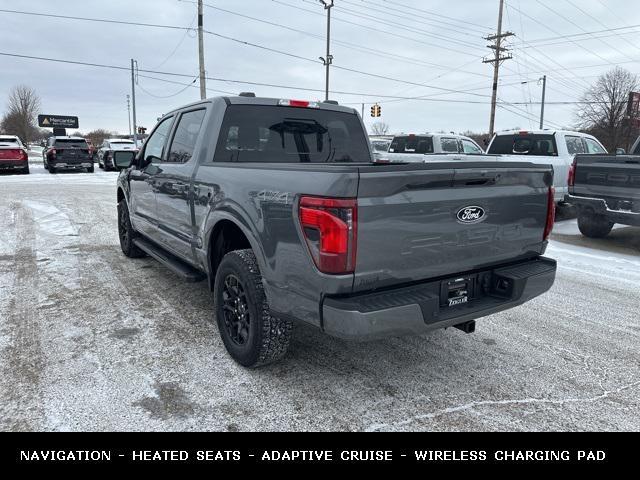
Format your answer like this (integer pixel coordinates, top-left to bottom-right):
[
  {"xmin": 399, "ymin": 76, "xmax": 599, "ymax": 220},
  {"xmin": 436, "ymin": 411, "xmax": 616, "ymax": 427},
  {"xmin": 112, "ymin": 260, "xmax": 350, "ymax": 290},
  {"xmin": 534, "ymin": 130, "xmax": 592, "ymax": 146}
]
[{"xmin": 0, "ymin": 202, "xmax": 44, "ymax": 431}]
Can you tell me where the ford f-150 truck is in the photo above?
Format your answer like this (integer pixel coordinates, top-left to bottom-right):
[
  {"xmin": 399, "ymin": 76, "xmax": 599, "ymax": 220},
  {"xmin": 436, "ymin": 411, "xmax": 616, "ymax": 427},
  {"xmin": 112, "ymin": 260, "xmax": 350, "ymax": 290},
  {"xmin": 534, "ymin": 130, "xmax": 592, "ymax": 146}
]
[
  {"xmin": 566, "ymin": 149, "xmax": 640, "ymax": 237},
  {"xmin": 116, "ymin": 95, "xmax": 557, "ymax": 367},
  {"xmin": 486, "ymin": 129, "xmax": 607, "ymax": 204}
]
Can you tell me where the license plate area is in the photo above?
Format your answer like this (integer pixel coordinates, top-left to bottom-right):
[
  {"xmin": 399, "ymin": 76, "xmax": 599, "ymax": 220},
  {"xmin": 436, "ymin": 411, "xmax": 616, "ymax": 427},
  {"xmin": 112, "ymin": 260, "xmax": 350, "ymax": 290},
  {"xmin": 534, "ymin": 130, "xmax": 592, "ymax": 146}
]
[{"xmin": 440, "ymin": 276, "xmax": 474, "ymax": 308}]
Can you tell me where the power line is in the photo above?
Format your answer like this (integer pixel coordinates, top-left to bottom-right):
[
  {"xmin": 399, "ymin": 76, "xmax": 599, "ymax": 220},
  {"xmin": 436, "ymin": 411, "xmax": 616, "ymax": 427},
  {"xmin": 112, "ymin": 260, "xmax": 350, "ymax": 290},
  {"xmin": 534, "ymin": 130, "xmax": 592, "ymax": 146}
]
[
  {"xmin": 0, "ymin": 7, "xmax": 492, "ymax": 98},
  {"xmin": 272, "ymin": 0, "xmax": 482, "ymax": 57},
  {"xmin": 380, "ymin": 0, "xmax": 492, "ymax": 31},
  {"xmin": 534, "ymin": 0, "xmax": 632, "ymax": 62},
  {"xmin": 526, "ymin": 23, "xmax": 640, "ymax": 44},
  {"xmin": 193, "ymin": 0, "xmax": 491, "ymax": 78},
  {"xmin": 150, "ymin": 14, "xmax": 197, "ymax": 69},
  {"xmin": 313, "ymin": 0, "xmax": 485, "ymax": 52},
  {"xmin": 344, "ymin": 0, "xmax": 485, "ymax": 38},
  {"xmin": 0, "ymin": 50, "xmax": 620, "ymax": 106},
  {"xmin": 137, "ymin": 76, "xmax": 199, "ymax": 98},
  {"xmin": 563, "ymin": 0, "xmax": 640, "ymax": 55}
]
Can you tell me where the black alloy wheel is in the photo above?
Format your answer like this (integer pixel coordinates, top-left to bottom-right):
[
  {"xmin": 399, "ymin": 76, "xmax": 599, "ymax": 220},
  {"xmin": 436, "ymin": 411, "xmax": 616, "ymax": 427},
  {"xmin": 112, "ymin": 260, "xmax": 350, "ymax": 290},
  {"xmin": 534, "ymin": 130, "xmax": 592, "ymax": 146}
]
[{"xmin": 221, "ymin": 274, "xmax": 251, "ymax": 346}]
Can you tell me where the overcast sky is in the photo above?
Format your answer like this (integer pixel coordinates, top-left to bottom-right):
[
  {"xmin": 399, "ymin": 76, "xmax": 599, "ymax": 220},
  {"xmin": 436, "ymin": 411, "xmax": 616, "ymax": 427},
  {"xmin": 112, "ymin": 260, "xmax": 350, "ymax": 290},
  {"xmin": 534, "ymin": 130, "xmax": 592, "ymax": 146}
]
[{"xmin": 1, "ymin": 0, "xmax": 639, "ymax": 135}]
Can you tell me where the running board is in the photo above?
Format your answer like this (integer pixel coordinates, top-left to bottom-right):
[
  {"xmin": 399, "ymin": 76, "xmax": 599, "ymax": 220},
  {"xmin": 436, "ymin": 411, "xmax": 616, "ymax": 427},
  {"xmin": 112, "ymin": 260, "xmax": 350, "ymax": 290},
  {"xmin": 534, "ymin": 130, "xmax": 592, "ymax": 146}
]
[{"xmin": 133, "ymin": 238, "xmax": 206, "ymax": 283}]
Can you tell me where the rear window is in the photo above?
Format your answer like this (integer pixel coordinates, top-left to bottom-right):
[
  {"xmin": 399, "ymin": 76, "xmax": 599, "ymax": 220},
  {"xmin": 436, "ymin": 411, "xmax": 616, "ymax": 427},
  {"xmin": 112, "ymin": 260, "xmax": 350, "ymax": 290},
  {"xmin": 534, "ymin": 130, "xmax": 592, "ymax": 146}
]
[
  {"xmin": 55, "ymin": 139, "xmax": 88, "ymax": 148},
  {"xmin": 488, "ymin": 134, "xmax": 557, "ymax": 156},
  {"xmin": 371, "ymin": 140, "xmax": 390, "ymax": 152},
  {"xmin": 389, "ymin": 136, "xmax": 434, "ymax": 154},
  {"xmin": 111, "ymin": 141, "xmax": 135, "ymax": 146},
  {"xmin": 213, "ymin": 105, "xmax": 370, "ymax": 163}
]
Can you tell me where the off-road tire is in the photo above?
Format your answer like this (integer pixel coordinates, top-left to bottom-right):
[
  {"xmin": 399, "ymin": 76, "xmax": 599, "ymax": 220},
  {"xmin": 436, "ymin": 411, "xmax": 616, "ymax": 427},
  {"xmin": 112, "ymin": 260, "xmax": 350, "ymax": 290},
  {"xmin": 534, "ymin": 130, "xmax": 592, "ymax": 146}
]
[
  {"xmin": 22, "ymin": 165, "xmax": 30, "ymax": 174},
  {"xmin": 577, "ymin": 211, "xmax": 614, "ymax": 238},
  {"xmin": 117, "ymin": 199, "xmax": 145, "ymax": 258},
  {"xmin": 49, "ymin": 165, "xmax": 56, "ymax": 174},
  {"xmin": 214, "ymin": 249, "xmax": 292, "ymax": 368},
  {"xmin": 87, "ymin": 164, "xmax": 94, "ymax": 173}
]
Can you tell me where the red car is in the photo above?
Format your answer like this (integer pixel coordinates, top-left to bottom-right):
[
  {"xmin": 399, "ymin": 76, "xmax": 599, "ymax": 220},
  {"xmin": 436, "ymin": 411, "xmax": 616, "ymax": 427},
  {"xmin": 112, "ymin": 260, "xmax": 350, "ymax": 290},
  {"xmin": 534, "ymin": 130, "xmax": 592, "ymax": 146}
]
[{"xmin": 0, "ymin": 135, "xmax": 29, "ymax": 174}]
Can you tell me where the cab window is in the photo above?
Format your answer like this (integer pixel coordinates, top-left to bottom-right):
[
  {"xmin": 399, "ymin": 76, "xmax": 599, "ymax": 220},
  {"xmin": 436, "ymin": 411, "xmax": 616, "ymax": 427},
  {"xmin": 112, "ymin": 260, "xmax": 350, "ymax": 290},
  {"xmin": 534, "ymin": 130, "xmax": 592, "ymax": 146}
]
[
  {"xmin": 440, "ymin": 137, "xmax": 459, "ymax": 153},
  {"xmin": 584, "ymin": 137, "xmax": 606, "ymax": 154},
  {"xmin": 461, "ymin": 139, "xmax": 482, "ymax": 154},
  {"xmin": 565, "ymin": 136, "xmax": 586, "ymax": 155},
  {"xmin": 143, "ymin": 116, "xmax": 174, "ymax": 162},
  {"xmin": 166, "ymin": 109, "xmax": 206, "ymax": 163}
]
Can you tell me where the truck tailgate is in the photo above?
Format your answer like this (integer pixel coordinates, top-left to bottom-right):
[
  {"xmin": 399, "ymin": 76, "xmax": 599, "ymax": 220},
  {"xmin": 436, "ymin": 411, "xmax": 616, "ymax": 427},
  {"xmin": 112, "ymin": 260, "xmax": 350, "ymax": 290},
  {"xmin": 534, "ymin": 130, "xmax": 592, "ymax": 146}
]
[
  {"xmin": 354, "ymin": 162, "xmax": 553, "ymax": 291},
  {"xmin": 572, "ymin": 154, "xmax": 640, "ymax": 204}
]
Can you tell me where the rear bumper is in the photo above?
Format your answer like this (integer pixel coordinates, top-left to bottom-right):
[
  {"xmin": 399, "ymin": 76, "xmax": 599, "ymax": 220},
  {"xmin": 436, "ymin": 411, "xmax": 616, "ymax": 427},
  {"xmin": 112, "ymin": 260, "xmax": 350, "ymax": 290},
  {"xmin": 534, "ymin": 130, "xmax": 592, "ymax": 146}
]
[
  {"xmin": 566, "ymin": 194, "xmax": 640, "ymax": 226},
  {"xmin": 50, "ymin": 161, "xmax": 93, "ymax": 169},
  {"xmin": 322, "ymin": 257, "xmax": 556, "ymax": 340},
  {"xmin": 0, "ymin": 160, "xmax": 28, "ymax": 169}
]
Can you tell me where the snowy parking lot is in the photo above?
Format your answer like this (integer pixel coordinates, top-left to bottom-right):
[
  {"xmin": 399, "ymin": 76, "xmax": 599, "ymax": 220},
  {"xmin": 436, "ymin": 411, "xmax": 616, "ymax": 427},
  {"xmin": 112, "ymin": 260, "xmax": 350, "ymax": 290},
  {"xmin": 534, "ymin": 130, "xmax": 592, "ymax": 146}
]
[{"xmin": 0, "ymin": 166, "xmax": 639, "ymax": 431}]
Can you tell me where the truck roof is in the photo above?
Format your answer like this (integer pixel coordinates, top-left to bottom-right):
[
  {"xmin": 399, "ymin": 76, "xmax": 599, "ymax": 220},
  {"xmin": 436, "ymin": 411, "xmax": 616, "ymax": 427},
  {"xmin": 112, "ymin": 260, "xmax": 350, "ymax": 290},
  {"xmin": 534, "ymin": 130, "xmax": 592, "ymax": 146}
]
[
  {"xmin": 494, "ymin": 129, "xmax": 597, "ymax": 137},
  {"xmin": 160, "ymin": 95, "xmax": 358, "ymax": 118}
]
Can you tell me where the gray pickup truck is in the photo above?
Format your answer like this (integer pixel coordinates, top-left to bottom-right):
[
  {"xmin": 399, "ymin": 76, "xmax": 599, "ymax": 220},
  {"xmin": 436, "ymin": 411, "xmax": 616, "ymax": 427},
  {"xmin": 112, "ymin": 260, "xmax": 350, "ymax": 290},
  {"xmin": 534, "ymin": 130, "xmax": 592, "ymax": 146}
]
[
  {"xmin": 566, "ymin": 146, "xmax": 640, "ymax": 237},
  {"xmin": 116, "ymin": 95, "xmax": 557, "ymax": 367}
]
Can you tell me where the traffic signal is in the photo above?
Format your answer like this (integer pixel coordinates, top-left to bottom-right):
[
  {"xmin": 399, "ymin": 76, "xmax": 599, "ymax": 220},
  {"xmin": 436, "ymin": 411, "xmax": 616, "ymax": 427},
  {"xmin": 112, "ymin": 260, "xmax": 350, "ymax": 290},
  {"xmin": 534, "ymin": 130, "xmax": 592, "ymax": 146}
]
[
  {"xmin": 370, "ymin": 104, "xmax": 381, "ymax": 117},
  {"xmin": 137, "ymin": 126, "xmax": 147, "ymax": 134}
]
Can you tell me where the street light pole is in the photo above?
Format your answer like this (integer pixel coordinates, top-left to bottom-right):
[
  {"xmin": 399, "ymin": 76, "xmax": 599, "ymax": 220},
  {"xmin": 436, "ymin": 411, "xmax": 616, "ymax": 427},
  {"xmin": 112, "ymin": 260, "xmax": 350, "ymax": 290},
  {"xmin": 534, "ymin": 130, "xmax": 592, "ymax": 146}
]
[{"xmin": 319, "ymin": 1, "xmax": 334, "ymax": 101}]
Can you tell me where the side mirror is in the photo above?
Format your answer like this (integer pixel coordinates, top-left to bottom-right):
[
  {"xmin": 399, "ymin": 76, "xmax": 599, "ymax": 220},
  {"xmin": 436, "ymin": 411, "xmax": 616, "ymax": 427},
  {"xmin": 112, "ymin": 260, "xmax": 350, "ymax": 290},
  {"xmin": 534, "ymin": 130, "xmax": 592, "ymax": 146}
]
[
  {"xmin": 615, "ymin": 148, "xmax": 625, "ymax": 155},
  {"xmin": 114, "ymin": 152, "xmax": 139, "ymax": 170}
]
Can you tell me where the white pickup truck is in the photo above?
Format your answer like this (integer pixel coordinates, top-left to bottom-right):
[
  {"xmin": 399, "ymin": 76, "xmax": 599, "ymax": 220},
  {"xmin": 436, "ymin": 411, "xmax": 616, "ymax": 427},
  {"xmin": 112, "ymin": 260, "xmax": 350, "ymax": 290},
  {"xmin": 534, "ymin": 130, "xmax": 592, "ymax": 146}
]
[
  {"xmin": 378, "ymin": 133, "xmax": 484, "ymax": 162},
  {"xmin": 486, "ymin": 129, "xmax": 607, "ymax": 203}
]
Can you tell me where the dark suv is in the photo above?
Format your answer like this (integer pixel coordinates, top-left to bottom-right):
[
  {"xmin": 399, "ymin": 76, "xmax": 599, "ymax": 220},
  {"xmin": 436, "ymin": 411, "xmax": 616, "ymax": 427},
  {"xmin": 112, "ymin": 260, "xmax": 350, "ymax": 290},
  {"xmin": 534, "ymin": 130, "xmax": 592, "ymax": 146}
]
[{"xmin": 44, "ymin": 136, "xmax": 94, "ymax": 173}]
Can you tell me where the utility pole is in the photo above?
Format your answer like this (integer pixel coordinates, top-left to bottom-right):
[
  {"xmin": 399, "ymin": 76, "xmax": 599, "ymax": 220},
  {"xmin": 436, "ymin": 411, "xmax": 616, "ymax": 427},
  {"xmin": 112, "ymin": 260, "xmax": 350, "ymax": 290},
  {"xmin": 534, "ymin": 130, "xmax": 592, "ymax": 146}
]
[
  {"xmin": 318, "ymin": 1, "xmax": 334, "ymax": 101},
  {"xmin": 483, "ymin": 0, "xmax": 514, "ymax": 136},
  {"xmin": 539, "ymin": 75, "xmax": 547, "ymax": 129},
  {"xmin": 198, "ymin": 0, "xmax": 207, "ymax": 100},
  {"xmin": 126, "ymin": 94, "xmax": 132, "ymax": 136},
  {"xmin": 131, "ymin": 59, "xmax": 138, "ymax": 146}
]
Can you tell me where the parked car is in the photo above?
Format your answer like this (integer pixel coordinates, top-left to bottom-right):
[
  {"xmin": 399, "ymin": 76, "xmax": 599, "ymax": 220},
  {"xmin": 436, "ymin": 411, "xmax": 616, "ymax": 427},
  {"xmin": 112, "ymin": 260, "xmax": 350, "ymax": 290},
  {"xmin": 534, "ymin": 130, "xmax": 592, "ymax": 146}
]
[
  {"xmin": 43, "ymin": 136, "xmax": 94, "ymax": 173},
  {"xmin": 565, "ymin": 148, "xmax": 640, "ymax": 238},
  {"xmin": 97, "ymin": 138, "xmax": 138, "ymax": 171},
  {"xmin": 380, "ymin": 133, "xmax": 484, "ymax": 162},
  {"xmin": 486, "ymin": 129, "xmax": 607, "ymax": 203},
  {"xmin": 0, "ymin": 135, "xmax": 29, "ymax": 174},
  {"xmin": 117, "ymin": 95, "xmax": 557, "ymax": 367}
]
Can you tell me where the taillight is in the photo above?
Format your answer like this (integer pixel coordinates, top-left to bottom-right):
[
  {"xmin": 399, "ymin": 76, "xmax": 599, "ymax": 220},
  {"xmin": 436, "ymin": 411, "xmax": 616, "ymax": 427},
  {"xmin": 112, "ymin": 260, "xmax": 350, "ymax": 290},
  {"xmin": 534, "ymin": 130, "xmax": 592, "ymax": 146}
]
[
  {"xmin": 299, "ymin": 196, "xmax": 357, "ymax": 274},
  {"xmin": 20, "ymin": 149, "xmax": 28, "ymax": 161},
  {"xmin": 543, "ymin": 187, "xmax": 556, "ymax": 241},
  {"xmin": 567, "ymin": 157, "xmax": 577, "ymax": 186},
  {"xmin": 49, "ymin": 148, "xmax": 57, "ymax": 156}
]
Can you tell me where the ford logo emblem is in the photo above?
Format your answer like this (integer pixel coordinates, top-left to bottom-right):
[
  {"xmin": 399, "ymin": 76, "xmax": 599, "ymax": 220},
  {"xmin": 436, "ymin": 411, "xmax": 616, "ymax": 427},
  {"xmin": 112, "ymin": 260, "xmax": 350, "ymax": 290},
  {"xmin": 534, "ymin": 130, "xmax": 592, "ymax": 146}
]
[{"xmin": 456, "ymin": 206, "xmax": 486, "ymax": 224}]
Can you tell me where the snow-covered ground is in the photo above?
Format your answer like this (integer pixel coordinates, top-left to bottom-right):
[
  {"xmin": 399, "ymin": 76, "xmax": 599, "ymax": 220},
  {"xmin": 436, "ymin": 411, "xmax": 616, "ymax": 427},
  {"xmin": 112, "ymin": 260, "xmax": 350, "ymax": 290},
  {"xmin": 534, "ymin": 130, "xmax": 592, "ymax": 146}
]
[{"xmin": 0, "ymin": 171, "xmax": 638, "ymax": 431}]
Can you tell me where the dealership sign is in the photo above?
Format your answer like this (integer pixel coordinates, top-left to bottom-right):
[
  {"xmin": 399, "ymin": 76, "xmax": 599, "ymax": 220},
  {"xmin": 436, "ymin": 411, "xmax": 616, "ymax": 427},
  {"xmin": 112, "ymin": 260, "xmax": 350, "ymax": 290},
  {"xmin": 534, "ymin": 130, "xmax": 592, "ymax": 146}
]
[{"xmin": 38, "ymin": 114, "xmax": 79, "ymax": 129}]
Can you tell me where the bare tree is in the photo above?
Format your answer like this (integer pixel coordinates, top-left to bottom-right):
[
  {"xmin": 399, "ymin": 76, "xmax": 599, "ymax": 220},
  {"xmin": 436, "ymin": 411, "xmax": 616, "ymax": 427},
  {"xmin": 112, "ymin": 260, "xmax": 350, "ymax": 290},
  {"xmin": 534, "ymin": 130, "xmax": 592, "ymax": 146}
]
[
  {"xmin": 576, "ymin": 67, "xmax": 639, "ymax": 151},
  {"xmin": 0, "ymin": 85, "xmax": 41, "ymax": 144},
  {"xmin": 370, "ymin": 121, "xmax": 390, "ymax": 135},
  {"xmin": 85, "ymin": 129, "xmax": 116, "ymax": 147}
]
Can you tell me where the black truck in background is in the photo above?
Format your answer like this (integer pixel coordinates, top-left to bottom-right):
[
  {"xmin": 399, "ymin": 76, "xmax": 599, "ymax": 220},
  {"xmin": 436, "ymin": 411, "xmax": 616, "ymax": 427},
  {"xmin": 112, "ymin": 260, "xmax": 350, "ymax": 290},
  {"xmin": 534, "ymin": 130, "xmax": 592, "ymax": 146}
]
[{"xmin": 566, "ymin": 140, "xmax": 640, "ymax": 238}]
